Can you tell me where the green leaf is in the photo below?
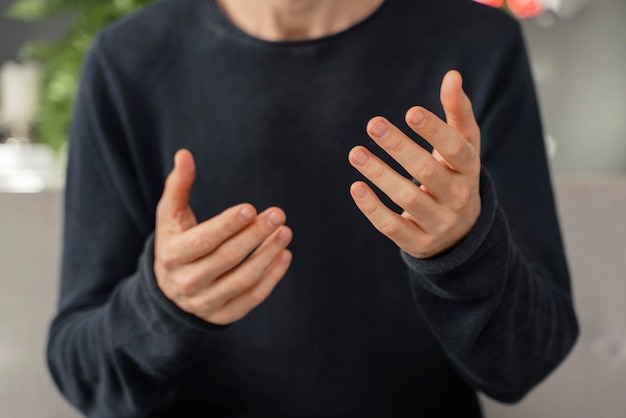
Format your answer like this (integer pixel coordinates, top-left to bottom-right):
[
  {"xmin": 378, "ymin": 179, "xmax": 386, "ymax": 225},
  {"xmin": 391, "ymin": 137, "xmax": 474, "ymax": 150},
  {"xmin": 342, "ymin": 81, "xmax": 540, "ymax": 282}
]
[
  {"xmin": 7, "ymin": 0, "xmax": 158, "ymax": 149},
  {"xmin": 5, "ymin": 0, "xmax": 49, "ymax": 20}
]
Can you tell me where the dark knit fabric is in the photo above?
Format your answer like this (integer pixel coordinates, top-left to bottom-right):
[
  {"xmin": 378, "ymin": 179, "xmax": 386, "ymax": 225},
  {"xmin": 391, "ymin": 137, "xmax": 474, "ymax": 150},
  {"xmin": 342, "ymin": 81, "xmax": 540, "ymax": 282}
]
[{"xmin": 47, "ymin": 0, "xmax": 578, "ymax": 416}]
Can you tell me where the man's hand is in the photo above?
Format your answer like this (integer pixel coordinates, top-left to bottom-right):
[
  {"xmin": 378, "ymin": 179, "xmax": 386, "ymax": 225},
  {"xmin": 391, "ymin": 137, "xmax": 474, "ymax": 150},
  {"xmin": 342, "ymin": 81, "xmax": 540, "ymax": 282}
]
[
  {"xmin": 348, "ymin": 70, "xmax": 481, "ymax": 259},
  {"xmin": 154, "ymin": 149, "xmax": 293, "ymax": 325}
]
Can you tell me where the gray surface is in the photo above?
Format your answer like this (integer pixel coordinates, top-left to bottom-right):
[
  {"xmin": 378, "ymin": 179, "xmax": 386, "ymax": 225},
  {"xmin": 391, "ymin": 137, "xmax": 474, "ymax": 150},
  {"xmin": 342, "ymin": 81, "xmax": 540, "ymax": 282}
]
[{"xmin": 0, "ymin": 192, "xmax": 80, "ymax": 417}]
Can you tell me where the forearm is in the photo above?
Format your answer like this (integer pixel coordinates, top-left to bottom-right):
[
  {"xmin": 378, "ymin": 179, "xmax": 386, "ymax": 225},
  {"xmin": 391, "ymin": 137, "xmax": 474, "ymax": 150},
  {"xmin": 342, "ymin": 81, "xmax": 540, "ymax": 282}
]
[
  {"xmin": 47, "ymin": 237, "xmax": 216, "ymax": 416},
  {"xmin": 402, "ymin": 169, "xmax": 578, "ymax": 402}
]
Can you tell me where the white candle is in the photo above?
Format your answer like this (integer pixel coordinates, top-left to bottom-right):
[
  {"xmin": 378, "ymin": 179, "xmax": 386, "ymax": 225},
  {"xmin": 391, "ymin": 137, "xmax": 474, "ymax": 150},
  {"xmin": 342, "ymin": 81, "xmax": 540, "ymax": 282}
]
[{"xmin": 0, "ymin": 60, "xmax": 42, "ymax": 129}]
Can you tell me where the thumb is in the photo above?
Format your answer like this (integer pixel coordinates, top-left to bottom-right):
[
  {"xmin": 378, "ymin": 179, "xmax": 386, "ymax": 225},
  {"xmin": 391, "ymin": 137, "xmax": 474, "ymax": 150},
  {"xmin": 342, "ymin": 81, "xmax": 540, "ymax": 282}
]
[
  {"xmin": 157, "ymin": 149, "xmax": 197, "ymax": 229},
  {"xmin": 440, "ymin": 70, "xmax": 480, "ymax": 151}
]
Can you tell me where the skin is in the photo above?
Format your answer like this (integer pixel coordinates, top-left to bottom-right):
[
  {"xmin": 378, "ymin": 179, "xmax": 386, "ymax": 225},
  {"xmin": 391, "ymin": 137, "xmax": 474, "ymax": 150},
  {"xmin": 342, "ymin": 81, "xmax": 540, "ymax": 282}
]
[
  {"xmin": 216, "ymin": 0, "xmax": 386, "ymax": 41},
  {"xmin": 348, "ymin": 70, "xmax": 482, "ymax": 259},
  {"xmin": 154, "ymin": 1, "xmax": 482, "ymax": 325},
  {"xmin": 155, "ymin": 150, "xmax": 294, "ymax": 325}
]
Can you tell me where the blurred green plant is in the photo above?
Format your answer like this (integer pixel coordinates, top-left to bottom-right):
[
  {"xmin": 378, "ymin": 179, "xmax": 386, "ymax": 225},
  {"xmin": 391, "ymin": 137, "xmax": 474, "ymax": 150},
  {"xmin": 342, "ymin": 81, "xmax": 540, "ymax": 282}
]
[{"xmin": 5, "ymin": 0, "xmax": 156, "ymax": 151}]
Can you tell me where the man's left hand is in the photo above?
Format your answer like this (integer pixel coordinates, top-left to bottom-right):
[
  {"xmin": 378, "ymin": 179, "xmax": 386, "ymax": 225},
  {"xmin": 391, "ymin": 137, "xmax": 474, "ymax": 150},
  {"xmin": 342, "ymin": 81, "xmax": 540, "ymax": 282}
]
[{"xmin": 349, "ymin": 70, "xmax": 482, "ymax": 259}]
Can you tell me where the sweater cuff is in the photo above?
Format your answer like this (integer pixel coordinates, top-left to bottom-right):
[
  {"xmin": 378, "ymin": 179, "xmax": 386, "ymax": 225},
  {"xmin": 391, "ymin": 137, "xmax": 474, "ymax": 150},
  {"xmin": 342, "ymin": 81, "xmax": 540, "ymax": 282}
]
[
  {"xmin": 140, "ymin": 233, "xmax": 229, "ymax": 334},
  {"xmin": 113, "ymin": 234, "xmax": 231, "ymax": 377},
  {"xmin": 401, "ymin": 167, "xmax": 500, "ymax": 276}
]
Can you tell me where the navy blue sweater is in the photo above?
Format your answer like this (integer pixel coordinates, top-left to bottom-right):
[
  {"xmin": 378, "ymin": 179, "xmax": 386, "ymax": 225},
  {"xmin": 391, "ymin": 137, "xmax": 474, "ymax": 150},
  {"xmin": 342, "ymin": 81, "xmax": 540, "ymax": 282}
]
[{"xmin": 48, "ymin": 0, "xmax": 578, "ymax": 416}]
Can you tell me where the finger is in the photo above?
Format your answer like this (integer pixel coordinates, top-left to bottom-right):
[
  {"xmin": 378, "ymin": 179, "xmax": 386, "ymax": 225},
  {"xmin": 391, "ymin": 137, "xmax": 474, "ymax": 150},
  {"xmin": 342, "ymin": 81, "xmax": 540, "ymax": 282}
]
[
  {"xmin": 405, "ymin": 106, "xmax": 478, "ymax": 175},
  {"xmin": 166, "ymin": 203, "xmax": 257, "ymax": 266},
  {"xmin": 363, "ymin": 117, "xmax": 453, "ymax": 200},
  {"xmin": 349, "ymin": 181, "xmax": 426, "ymax": 250},
  {"xmin": 209, "ymin": 249, "xmax": 293, "ymax": 325},
  {"xmin": 157, "ymin": 149, "xmax": 197, "ymax": 231},
  {"xmin": 440, "ymin": 70, "xmax": 480, "ymax": 151},
  {"xmin": 209, "ymin": 226, "xmax": 293, "ymax": 312},
  {"xmin": 189, "ymin": 207, "xmax": 288, "ymax": 287},
  {"xmin": 348, "ymin": 146, "xmax": 440, "ymax": 224}
]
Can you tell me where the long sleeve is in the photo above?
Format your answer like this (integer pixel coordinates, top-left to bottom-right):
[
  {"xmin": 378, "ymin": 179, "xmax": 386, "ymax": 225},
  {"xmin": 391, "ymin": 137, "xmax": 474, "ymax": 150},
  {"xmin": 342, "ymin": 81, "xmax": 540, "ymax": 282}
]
[
  {"xmin": 401, "ymin": 25, "xmax": 578, "ymax": 403},
  {"xmin": 46, "ymin": 39, "xmax": 225, "ymax": 417},
  {"xmin": 45, "ymin": 1, "xmax": 579, "ymax": 416}
]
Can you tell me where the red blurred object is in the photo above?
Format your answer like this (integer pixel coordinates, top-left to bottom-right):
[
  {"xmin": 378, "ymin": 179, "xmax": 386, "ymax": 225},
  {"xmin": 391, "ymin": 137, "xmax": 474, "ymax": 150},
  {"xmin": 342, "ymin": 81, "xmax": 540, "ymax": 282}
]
[
  {"xmin": 473, "ymin": 0, "xmax": 505, "ymax": 7},
  {"xmin": 506, "ymin": 0, "xmax": 545, "ymax": 18}
]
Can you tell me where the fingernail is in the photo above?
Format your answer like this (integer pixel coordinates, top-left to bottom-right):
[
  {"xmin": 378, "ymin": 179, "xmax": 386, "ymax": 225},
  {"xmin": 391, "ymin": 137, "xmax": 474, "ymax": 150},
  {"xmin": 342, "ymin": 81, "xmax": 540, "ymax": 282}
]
[
  {"xmin": 279, "ymin": 251, "xmax": 292, "ymax": 265},
  {"xmin": 410, "ymin": 110, "xmax": 425, "ymax": 127},
  {"xmin": 352, "ymin": 150, "xmax": 369, "ymax": 166},
  {"xmin": 371, "ymin": 121, "xmax": 388, "ymax": 138},
  {"xmin": 239, "ymin": 207, "xmax": 254, "ymax": 222},
  {"xmin": 267, "ymin": 212, "xmax": 284, "ymax": 228},
  {"xmin": 352, "ymin": 185, "xmax": 367, "ymax": 199},
  {"xmin": 277, "ymin": 229, "xmax": 291, "ymax": 246}
]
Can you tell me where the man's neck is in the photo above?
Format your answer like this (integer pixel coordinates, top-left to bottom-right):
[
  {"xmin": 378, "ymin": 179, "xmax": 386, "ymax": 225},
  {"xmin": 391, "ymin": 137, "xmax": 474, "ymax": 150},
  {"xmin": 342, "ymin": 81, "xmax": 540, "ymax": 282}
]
[{"xmin": 216, "ymin": 0, "xmax": 385, "ymax": 41}]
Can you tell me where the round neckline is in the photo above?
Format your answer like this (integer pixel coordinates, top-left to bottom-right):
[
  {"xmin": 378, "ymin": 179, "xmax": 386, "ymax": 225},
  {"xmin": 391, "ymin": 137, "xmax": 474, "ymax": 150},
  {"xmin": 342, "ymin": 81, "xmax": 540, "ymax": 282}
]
[{"xmin": 207, "ymin": 0, "xmax": 389, "ymax": 48}]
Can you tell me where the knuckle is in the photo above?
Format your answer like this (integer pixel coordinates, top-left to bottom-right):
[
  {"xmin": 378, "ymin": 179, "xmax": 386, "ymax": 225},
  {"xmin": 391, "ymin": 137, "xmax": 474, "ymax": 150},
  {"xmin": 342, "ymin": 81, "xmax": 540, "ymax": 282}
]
[
  {"xmin": 189, "ymin": 230, "xmax": 215, "ymax": 253},
  {"xmin": 194, "ymin": 293, "xmax": 221, "ymax": 315},
  {"xmin": 370, "ymin": 162, "xmax": 387, "ymax": 181},
  {"xmin": 423, "ymin": 120, "xmax": 440, "ymax": 139},
  {"xmin": 386, "ymin": 135, "xmax": 406, "ymax": 154},
  {"xmin": 419, "ymin": 234, "xmax": 438, "ymax": 253},
  {"xmin": 473, "ymin": 129, "xmax": 481, "ymax": 144},
  {"xmin": 418, "ymin": 162, "xmax": 438, "ymax": 183},
  {"xmin": 158, "ymin": 247, "xmax": 178, "ymax": 271},
  {"xmin": 400, "ymin": 187, "xmax": 423, "ymax": 210},
  {"xmin": 450, "ymin": 183, "xmax": 472, "ymax": 210},
  {"xmin": 157, "ymin": 177, "xmax": 174, "ymax": 208},
  {"xmin": 249, "ymin": 288, "xmax": 270, "ymax": 307},
  {"xmin": 160, "ymin": 257, "xmax": 176, "ymax": 272},
  {"xmin": 155, "ymin": 199, "xmax": 165, "ymax": 217},
  {"xmin": 208, "ymin": 310, "xmax": 236, "ymax": 326},
  {"xmin": 469, "ymin": 159, "xmax": 481, "ymax": 178},
  {"xmin": 361, "ymin": 202, "xmax": 377, "ymax": 216},
  {"xmin": 230, "ymin": 273, "xmax": 256, "ymax": 295},
  {"xmin": 465, "ymin": 125, "xmax": 480, "ymax": 144},
  {"xmin": 459, "ymin": 186, "xmax": 473, "ymax": 206},
  {"xmin": 250, "ymin": 226, "xmax": 270, "ymax": 243},
  {"xmin": 216, "ymin": 246, "xmax": 244, "ymax": 268},
  {"xmin": 222, "ymin": 215, "xmax": 241, "ymax": 233},
  {"xmin": 175, "ymin": 272, "xmax": 199, "ymax": 297},
  {"xmin": 220, "ymin": 206, "xmax": 248, "ymax": 231},
  {"xmin": 360, "ymin": 200, "xmax": 378, "ymax": 217},
  {"xmin": 378, "ymin": 219, "xmax": 401, "ymax": 238},
  {"xmin": 439, "ymin": 212, "xmax": 458, "ymax": 233},
  {"xmin": 447, "ymin": 137, "xmax": 467, "ymax": 158}
]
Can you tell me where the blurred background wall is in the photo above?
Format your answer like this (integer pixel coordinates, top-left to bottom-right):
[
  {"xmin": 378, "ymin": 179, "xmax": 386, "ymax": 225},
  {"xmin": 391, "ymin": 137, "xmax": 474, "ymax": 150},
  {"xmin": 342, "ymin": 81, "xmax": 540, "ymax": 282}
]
[
  {"xmin": 0, "ymin": 0, "xmax": 625, "ymax": 416},
  {"xmin": 0, "ymin": 0, "xmax": 68, "ymax": 63},
  {"xmin": 522, "ymin": 0, "xmax": 626, "ymax": 173}
]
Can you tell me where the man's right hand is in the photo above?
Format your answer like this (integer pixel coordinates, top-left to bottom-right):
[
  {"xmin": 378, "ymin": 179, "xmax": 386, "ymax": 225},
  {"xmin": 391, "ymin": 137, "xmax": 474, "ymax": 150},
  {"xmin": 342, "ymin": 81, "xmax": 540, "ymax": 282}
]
[{"xmin": 154, "ymin": 149, "xmax": 293, "ymax": 325}]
